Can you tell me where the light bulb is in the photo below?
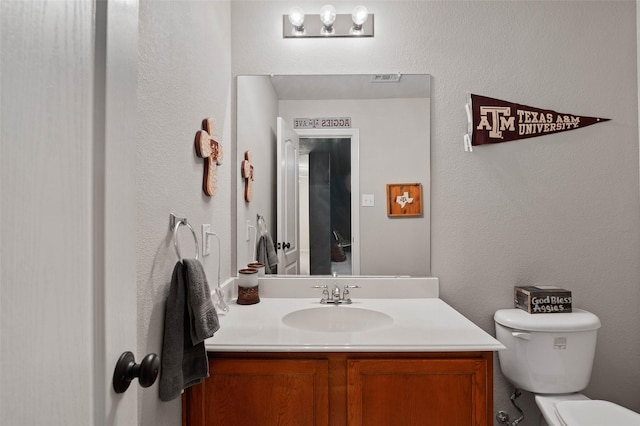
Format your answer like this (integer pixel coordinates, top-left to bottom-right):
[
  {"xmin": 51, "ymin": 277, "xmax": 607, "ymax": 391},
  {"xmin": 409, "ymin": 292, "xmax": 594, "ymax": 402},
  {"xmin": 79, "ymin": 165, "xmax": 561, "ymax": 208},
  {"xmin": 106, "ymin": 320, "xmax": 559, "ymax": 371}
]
[
  {"xmin": 319, "ymin": 4, "xmax": 336, "ymax": 28},
  {"xmin": 351, "ymin": 5, "xmax": 368, "ymax": 29},
  {"xmin": 288, "ymin": 7, "xmax": 305, "ymax": 32}
]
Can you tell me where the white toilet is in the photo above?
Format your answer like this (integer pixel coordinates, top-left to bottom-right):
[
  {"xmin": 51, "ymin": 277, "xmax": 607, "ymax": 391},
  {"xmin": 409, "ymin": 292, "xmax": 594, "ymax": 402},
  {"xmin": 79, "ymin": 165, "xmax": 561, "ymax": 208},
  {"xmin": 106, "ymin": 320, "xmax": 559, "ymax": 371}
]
[{"xmin": 494, "ymin": 308, "xmax": 640, "ymax": 425}]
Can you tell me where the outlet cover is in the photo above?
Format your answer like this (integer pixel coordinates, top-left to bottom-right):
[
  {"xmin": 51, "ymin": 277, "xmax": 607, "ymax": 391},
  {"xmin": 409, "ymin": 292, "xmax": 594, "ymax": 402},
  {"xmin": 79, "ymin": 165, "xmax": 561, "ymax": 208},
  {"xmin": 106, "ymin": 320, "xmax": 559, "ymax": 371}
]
[{"xmin": 202, "ymin": 224, "xmax": 211, "ymax": 256}]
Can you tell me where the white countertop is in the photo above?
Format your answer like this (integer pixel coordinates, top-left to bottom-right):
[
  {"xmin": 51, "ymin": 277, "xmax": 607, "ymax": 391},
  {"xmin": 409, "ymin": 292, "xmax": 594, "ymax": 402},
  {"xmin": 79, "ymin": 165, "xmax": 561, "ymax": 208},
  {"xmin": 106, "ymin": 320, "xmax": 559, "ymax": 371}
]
[{"xmin": 205, "ymin": 297, "xmax": 505, "ymax": 353}]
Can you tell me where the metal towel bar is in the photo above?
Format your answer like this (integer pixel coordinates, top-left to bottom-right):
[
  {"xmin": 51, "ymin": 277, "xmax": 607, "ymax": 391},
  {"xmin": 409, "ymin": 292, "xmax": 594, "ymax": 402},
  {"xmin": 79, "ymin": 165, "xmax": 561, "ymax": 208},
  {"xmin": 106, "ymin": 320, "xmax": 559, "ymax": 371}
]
[{"xmin": 170, "ymin": 213, "xmax": 199, "ymax": 261}]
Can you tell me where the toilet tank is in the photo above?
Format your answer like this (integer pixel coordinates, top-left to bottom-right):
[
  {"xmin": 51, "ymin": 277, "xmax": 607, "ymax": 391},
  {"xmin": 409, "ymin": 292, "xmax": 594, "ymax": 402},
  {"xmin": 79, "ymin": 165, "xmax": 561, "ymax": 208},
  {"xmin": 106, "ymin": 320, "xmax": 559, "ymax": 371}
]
[{"xmin": 494, "ymin": 308, "xmax": 601, "ymax": 394}]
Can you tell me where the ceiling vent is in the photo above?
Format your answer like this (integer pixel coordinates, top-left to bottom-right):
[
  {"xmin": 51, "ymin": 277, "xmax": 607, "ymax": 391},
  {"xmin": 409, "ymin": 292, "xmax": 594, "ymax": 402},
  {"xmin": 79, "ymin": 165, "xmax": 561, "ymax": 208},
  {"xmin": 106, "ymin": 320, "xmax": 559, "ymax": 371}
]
[{"xmin": 371, "ymin": 74, "xmax": 402, "ymax": 83}]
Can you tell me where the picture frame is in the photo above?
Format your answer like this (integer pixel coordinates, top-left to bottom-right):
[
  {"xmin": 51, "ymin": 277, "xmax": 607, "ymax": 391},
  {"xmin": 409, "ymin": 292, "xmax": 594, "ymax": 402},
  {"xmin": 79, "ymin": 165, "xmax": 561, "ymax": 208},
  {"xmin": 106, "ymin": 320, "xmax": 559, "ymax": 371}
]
[{"xmin": 386, "ymin": 183, "xmax": 423, "ymax": 217}]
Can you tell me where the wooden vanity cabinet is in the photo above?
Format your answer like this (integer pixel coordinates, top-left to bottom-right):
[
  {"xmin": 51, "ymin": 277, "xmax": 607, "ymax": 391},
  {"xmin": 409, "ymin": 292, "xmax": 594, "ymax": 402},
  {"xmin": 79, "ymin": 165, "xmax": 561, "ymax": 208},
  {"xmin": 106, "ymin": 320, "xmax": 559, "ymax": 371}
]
[
  {"xmin": 183, "ymin": 357, "xmax": 329, "ymax": 426},
  {"xmin": 183, "ymin": 351, "xmax": 493, "ymax": 426}
]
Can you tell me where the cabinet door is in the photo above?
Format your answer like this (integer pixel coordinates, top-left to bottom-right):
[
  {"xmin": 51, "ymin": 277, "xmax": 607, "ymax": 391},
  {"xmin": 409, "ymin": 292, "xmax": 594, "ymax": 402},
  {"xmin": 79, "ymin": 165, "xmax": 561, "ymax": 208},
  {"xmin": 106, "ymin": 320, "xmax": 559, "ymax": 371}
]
[
  {"xmin": 347, "ymin": 358, "xmax": 489, "ymax": 426},
  {"xmin": 186, "ymin": 358, "xmax": 329, "ymax": 426}
]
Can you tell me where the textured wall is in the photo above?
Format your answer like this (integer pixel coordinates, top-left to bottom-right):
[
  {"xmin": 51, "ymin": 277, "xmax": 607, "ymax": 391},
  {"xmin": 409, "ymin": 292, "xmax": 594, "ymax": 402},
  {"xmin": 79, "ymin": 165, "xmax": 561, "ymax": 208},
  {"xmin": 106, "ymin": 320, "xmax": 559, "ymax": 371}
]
[
  {"xmin": 231, "ymin": 1, "xmax": 640, "ymax": 423},
  {"xmin": 136, "ymin": 1, "xmax": 231, "ymax": 424}
]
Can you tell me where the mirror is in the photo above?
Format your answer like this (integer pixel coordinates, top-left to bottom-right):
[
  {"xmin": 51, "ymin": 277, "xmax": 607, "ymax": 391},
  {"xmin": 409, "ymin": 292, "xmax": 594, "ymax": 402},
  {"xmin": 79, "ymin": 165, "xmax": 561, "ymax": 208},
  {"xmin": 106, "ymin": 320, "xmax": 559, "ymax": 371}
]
[{"xmin": 236, "ymin": 74, "xmax": 431, "ymax": 277}]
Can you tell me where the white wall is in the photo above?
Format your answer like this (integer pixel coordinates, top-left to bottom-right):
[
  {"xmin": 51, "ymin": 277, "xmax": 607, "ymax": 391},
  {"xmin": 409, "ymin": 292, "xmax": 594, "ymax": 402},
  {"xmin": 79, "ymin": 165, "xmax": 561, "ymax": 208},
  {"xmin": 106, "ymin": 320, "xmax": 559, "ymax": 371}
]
[
  {"xmin": 136, "ymin": 1, "xmax": 231, "ymax": 424},
  {"xmin": 231, "ymin": 0, "xmax": 640, "ymax": 422}
]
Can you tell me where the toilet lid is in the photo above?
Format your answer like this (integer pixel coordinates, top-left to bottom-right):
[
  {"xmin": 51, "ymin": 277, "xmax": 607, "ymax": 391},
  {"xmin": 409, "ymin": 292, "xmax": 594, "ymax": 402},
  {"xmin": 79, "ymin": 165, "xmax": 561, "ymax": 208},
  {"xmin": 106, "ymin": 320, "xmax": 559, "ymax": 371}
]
[{"xmin": 555, "ymin": 400, "xmax": 640, "ymax": 426}]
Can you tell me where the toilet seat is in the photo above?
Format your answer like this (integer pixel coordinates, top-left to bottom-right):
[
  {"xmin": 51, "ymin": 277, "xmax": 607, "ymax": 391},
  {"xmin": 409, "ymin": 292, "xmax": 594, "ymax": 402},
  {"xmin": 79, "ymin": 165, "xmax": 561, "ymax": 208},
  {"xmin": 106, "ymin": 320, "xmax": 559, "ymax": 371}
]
[{"xmin": 554, "ymin": 400, "xmax": 640, "ymax": 426}]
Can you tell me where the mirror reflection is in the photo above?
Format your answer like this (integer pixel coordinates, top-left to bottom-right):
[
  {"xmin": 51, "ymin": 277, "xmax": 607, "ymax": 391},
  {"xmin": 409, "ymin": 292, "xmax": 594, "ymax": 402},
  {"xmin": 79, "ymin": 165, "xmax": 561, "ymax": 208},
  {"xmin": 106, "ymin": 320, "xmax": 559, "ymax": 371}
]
[{"xmin": 236, "ymin": 74, "xmax": 431, "ymax": 277}]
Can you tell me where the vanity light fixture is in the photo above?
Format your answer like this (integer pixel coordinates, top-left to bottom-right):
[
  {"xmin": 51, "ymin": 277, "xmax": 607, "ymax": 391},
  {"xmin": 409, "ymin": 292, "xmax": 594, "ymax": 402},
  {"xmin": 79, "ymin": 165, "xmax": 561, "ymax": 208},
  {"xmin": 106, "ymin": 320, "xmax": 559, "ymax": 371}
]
[
  {"xmin": 287, "ymin": 7, "xmax": 305, "ymax": 35},
  {"xmin": 350, "ymin": 6, "xmax": 369, "ymax": 34},
  {"xmin": 283, "ymin": 5, "xmax": 374, "ymax": 38},
  {"xmin": 319, "ymin": 5, "xmax": 337, "ymax": 34}
]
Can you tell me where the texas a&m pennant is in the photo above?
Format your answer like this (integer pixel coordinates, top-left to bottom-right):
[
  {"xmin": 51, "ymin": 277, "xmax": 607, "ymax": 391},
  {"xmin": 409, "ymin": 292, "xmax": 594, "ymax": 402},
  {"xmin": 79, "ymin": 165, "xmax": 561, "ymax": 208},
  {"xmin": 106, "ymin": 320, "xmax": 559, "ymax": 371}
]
[{"xmin": 466, "ymin": 94, "xmax": 609, "ymax": 147}]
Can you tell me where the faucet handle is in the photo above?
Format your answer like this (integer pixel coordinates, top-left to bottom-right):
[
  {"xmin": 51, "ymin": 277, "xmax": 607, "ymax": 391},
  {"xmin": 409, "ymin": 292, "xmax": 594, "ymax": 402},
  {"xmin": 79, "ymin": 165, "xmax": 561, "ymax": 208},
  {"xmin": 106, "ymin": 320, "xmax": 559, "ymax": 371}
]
[
  {"xmin": 342, "ymin": 285, "xmax": 360, "ymax": 303},
  {"xmin": 313, "ymin": 285, "xmax": 330, "ymax": 302}
]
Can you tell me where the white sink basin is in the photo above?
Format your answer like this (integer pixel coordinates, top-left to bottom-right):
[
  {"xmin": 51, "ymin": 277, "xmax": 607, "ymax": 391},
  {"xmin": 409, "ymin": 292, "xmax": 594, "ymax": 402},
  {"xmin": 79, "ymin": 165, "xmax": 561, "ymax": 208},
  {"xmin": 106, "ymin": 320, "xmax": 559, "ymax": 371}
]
[{"xmin": 281, "ymin": 306, "xmax": 394, "ymax": 332}]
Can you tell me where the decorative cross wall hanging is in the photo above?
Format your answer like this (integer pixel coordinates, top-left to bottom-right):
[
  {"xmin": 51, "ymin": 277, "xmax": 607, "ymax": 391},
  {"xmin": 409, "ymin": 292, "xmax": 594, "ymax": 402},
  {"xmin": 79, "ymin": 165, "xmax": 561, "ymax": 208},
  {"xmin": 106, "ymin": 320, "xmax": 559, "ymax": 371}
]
[
  {"xmin": 194, "ymin": 118, "xmax": 223, "ymax": 196},
  {"xmin": 241, "ymin": 150, "xmax": 254, "ymax": 202}
]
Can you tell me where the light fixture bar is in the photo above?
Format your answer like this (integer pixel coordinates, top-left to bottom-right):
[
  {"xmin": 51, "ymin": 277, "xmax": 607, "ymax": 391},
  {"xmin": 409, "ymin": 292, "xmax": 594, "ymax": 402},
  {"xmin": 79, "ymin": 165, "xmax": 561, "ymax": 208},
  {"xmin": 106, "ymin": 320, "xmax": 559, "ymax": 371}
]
[{"xmin": 283, "ymin": 13, "xmax": 374, "ymax": 38}]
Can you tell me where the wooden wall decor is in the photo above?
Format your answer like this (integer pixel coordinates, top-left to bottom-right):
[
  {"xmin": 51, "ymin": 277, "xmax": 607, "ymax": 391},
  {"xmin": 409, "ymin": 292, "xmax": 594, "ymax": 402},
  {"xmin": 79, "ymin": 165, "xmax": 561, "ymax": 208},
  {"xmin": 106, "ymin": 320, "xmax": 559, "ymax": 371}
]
[
  {"xmin": 195, "ymin": 118, "xmax": 223, "ymax": 196},
  {"xmin": 386, "ymin": 183, "xmax": 423, "ymax": 217},
  {"xmin": 241, "ymin": 150, "xmax": 254, "ymax": 202}
]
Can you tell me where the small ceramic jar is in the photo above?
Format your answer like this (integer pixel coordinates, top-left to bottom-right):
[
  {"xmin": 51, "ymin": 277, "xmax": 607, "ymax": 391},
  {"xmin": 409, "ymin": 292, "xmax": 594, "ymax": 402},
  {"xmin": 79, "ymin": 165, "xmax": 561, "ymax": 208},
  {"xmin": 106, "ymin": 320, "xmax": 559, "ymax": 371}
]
[
  {"xmin": 237, "ymin": 268, "xmax": 258, "ymax": 287},
  {"xmin": 247, "ymin": 262, "xmax": 265, "ymax": 277},
  {"xmin": 237, "ymin": 268, "xmax": 260, "ymax": 305}
]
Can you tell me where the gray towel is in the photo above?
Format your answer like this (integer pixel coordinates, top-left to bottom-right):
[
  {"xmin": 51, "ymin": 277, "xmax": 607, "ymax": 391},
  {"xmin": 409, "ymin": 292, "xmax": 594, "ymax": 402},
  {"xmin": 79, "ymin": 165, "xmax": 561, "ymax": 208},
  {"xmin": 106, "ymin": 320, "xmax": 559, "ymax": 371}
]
[
  {"xmin": 159, "ymin": 260, "xmax": 219, "ymax": 402},
  {"xmin": 183, "ymin": 259, "xmax": 220, "ymax": 343},
  {"xmin": 257, "ymin": 233, "xmax": 278, "ymax": 274}
]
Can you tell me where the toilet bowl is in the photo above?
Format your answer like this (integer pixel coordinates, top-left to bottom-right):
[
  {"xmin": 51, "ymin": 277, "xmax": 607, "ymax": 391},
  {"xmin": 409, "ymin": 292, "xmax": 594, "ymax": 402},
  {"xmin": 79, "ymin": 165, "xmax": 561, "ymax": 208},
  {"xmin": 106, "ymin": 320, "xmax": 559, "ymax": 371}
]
[{"xmin": 494, "ymin": 308, "xmax": 640, "ymax": 426}]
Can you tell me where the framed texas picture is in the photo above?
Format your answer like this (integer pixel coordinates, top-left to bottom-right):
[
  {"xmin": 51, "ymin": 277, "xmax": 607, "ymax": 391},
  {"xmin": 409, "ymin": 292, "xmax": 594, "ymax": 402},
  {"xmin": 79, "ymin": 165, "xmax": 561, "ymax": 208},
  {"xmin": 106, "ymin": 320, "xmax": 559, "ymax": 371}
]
[{"xmin": 386, "ymin": 183, "xmax": 423, "ymax": 217}]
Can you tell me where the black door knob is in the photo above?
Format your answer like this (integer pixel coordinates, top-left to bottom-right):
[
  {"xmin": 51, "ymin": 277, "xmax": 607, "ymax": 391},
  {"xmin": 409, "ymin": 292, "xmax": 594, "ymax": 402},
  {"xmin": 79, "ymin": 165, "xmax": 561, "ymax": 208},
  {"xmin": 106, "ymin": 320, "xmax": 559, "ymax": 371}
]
[{"xmin": 113, "ymin": 351, "xmax": 160, "ymax": 393}]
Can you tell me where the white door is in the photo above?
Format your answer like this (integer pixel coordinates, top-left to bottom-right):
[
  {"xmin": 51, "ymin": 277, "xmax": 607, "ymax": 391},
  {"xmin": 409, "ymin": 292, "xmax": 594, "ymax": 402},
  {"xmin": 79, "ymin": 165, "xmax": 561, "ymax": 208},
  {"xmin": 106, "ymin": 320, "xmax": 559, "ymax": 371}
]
[
  {"xmin": 276, "ymin": 117, "xmax": 300, "ymax": 274},
  {"xmin": 1, "ymin": 1, "xmax": 139, "ymax": 424}
]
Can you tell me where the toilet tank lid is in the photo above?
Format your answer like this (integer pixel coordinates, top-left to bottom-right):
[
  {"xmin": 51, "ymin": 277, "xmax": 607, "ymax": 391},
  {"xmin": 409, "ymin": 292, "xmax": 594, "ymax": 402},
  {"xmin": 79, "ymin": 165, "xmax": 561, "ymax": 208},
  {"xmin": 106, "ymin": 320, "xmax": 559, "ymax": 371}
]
[{"xmin": 494, "ymin": 308, "xmax": 601, "ymax": 332}]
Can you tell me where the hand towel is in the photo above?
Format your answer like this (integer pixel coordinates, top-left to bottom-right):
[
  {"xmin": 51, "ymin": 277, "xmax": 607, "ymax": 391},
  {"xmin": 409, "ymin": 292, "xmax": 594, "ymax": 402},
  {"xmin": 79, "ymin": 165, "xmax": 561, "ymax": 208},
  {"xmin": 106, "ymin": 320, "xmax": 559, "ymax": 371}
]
[
  {"xmin": 159, "ymin": 260, "xmax": 219, "ymax": 402},
  {"xmin": 183, "ymin": 258, "xmax": 220, "ymax": 343},
  {"xmin": 257, "ymin": 233, "xmax": 278, "ymax": 274}
]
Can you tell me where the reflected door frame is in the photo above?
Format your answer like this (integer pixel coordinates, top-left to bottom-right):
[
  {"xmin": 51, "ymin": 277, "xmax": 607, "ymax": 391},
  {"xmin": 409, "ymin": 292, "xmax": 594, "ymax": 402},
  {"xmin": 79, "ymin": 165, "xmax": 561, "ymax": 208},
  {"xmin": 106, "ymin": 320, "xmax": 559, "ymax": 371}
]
[
  {"xmin": 296, "ymin": 128, "xmax": 360, "ymax": 275},
  {"xmin": 276, "ymin": 117, "xmax": 301, "ymax": 274}
]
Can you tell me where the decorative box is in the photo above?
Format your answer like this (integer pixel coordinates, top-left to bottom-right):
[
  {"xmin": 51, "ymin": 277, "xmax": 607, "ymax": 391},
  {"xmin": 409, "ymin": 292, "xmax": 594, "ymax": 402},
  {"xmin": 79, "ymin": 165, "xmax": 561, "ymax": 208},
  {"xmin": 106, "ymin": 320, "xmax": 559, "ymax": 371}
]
[{"xmin": 514, "ymin": 286, "xmax": 572, "ymax": 314}]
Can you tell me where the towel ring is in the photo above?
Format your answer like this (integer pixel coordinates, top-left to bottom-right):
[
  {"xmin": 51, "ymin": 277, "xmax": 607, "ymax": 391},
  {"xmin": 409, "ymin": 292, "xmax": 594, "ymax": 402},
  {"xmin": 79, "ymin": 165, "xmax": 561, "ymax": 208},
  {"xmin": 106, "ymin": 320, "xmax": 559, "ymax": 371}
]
[{"xmin": 173, "ymin": 220, "xmax": 199, "ymax": 261}]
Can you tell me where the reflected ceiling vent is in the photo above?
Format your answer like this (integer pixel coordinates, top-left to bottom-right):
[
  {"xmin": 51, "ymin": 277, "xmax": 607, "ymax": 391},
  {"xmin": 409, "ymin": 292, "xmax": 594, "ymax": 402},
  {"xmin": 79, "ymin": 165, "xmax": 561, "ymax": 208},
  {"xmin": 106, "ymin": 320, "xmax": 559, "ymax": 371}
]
[{"xmin": 371, "ymin": 74, "xmax": 402, "ymax": 83}]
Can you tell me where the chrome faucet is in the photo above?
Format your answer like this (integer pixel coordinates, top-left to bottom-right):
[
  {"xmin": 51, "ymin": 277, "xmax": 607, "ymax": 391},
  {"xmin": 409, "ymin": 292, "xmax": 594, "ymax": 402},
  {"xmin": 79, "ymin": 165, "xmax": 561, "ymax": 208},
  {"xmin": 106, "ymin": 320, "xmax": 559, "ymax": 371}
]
[
  {"xmin": 313, "ymin": 284, "xmax": 360, "ymax": 304},
  {"xmin": 331, "ymin": 284, "xmax": 341, "ymax": 301}
]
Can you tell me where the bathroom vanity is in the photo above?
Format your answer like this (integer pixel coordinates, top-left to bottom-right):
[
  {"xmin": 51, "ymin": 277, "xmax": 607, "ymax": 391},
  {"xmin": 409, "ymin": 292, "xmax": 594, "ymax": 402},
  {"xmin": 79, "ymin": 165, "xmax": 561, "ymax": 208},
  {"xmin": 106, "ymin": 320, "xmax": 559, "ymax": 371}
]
[{"xmin": 182, "ymin": 278, "xmax": 504, "ymax": 426}]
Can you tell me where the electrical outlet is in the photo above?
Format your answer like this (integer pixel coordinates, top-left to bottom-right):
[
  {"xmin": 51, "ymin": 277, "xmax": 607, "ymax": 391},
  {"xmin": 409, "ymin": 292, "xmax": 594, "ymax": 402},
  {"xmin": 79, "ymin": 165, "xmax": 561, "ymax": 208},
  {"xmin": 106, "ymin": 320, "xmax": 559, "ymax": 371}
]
[{"xmin": 202, "ymin": 224, "xmax": 211, "ymax": 256}]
